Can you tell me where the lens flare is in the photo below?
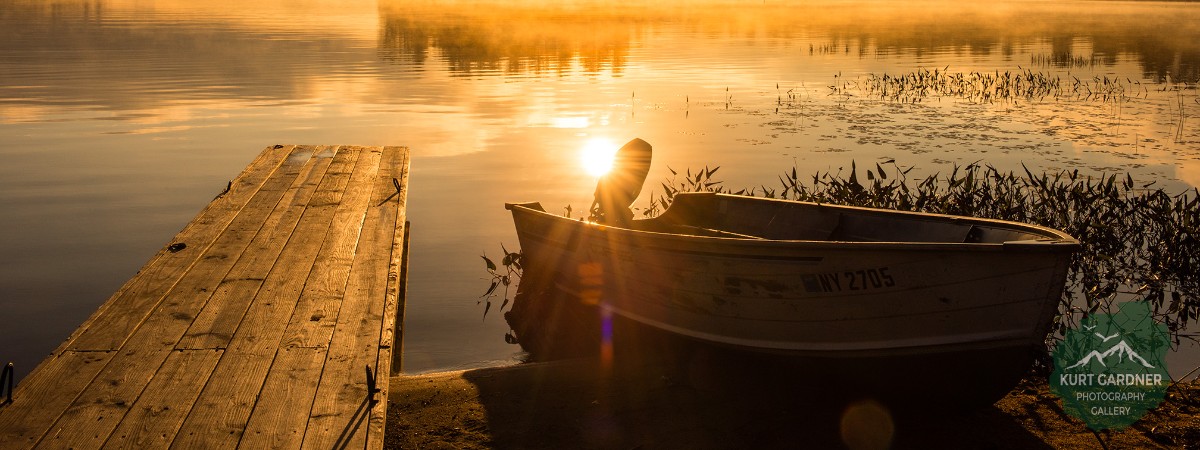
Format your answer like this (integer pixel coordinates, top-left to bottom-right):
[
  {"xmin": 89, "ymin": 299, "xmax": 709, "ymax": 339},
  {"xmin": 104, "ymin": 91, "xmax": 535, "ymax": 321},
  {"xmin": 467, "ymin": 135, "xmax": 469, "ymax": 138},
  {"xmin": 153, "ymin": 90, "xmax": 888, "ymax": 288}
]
[
  {"xmin": 840, "ymin": 399, "xmax": 894, "ymax": 450},
  {"xmin": 580, "ymin": 138, "xmax": 617, "ymax": 177}
]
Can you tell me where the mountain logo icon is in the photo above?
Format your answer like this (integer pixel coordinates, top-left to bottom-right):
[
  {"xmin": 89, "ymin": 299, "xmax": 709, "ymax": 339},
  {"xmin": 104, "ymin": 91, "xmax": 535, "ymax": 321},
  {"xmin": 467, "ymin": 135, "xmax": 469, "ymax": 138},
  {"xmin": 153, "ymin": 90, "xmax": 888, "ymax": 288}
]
[
  {"xmin": 1048, "ymin": 301, "xmax": 1171, "ymax": 431},
  {"xmin": 1064, "ymin": 338, "xmax": 1155, "ymax": 370}
]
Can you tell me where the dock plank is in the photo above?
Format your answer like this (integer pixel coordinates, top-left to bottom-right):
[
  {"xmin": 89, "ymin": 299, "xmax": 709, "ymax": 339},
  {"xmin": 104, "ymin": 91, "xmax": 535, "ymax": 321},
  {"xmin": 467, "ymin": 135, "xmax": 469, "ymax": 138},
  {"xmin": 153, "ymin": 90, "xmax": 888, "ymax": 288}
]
[
  {"xmin": 301, "ymin": 146, "xmax": 408, "ymax": 449},
  {"xmin": 177, "ymin": 145, "xmax": 339, "ymax": 349},
  {"xmin": 167, "ymin": 351, "xmax": 273, "ymax": 450},
  {"xmin": 238, "ymin": 347, "xmax": 329, "ymax": 449},
  {"xmin": 0, "ymin": 351, "xmax": 114, "ymax": 448},
  {"xmin": 390, "ymin": 222, "xmax": 412, "ymax": 376},
  {"xmin": 369, "ymin": 146, "xmax": 412, "ymax": 449},
  {"xmin": 280, "ymin": 145, "xmax": 382, "ymax": 349},
  {"xmin": 228, "ymin": 146, "xmax": 371, "ymax": 447},
  {"xmin": 33, "ymin": 347, "xmax": 173, "ymax": 450},
  {"xmin": 377, "ymin": 149, "xmax": 410, "ymax": 355},
  {"xmin": 171, "ymin": 146, "xmax": 360, "ymax": 448},
  {"xmin": 101, "ymin": 349, "xmax": 223, "ymax": 450},
  {"xmin": 0, "ymin": 145, "xmax": 407, "ymax": 450}
]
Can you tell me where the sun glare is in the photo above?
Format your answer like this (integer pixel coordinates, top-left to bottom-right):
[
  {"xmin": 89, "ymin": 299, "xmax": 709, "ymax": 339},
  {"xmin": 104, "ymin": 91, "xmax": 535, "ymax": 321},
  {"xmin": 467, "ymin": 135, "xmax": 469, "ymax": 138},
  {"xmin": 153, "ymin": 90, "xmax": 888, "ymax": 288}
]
[{"xmin": 581, "ymin": 138, "xmax": 617, "ymax": 177}]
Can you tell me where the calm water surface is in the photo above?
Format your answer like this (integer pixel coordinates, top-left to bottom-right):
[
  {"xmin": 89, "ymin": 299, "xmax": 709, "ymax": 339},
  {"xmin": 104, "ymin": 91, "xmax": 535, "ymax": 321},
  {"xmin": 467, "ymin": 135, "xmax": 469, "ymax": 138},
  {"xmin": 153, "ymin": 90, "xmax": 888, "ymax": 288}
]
[{"xmin": 2, "ymin": 0, "xmax": 1198, "ymax": 382}]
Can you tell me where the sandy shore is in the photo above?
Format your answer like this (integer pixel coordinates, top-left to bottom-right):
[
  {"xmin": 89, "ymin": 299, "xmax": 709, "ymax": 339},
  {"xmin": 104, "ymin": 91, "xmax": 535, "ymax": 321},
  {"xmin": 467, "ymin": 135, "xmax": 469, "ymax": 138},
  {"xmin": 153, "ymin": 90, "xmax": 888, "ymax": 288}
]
[{"xmin": 384, "ymin": 357, "xmax": 1198, "ymax": 449}]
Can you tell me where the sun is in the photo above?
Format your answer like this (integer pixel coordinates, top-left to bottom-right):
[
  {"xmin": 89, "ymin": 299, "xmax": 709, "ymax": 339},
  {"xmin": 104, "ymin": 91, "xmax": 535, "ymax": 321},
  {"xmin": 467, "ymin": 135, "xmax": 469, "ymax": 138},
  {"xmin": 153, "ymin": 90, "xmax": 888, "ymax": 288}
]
[{"xmin": 580, "ymin": 138, "xmax": 618, "ymax": 177}]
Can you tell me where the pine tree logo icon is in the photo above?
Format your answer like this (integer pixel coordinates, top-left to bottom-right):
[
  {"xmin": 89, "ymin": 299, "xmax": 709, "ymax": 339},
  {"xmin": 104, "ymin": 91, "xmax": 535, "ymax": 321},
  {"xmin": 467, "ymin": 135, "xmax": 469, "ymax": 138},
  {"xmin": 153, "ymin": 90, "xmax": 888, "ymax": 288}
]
[{"xmin": 1049, "ymin": 302, "xmax": 1171, "ymax": 430}]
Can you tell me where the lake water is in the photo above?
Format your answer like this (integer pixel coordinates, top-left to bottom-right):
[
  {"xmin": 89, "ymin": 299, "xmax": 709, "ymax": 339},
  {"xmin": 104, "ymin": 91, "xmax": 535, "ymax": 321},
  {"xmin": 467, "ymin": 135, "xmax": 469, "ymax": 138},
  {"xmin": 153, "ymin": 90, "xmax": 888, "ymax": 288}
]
[{"xmin": 1, "ymin": 0, "xmax": 1198, "ymax": 383}]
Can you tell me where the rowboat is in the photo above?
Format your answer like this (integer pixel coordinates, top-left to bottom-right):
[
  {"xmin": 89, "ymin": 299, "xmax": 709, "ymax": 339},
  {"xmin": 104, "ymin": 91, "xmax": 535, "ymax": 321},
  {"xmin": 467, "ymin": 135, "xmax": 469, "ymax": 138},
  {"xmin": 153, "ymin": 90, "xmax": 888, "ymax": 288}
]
[{"xmin": 505, "ymin": 191, "xmax": 1080, "ymax": 403}]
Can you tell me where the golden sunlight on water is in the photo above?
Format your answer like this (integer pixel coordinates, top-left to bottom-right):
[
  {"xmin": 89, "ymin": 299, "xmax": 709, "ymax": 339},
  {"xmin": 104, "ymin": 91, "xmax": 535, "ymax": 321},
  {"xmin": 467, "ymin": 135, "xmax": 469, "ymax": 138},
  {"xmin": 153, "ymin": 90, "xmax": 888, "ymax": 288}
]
[{"xmin": 1, "ymin": 0, "xmax": 1198, "ymax": 381}]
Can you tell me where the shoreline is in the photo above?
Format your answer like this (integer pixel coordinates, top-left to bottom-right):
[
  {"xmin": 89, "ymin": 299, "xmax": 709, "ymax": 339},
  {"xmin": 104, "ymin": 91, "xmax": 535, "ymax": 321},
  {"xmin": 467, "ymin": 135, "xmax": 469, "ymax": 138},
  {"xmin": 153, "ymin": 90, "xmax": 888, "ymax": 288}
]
[{"xmin": 384, "ymin": 357, "xmax": 1199, "ymax": 449}]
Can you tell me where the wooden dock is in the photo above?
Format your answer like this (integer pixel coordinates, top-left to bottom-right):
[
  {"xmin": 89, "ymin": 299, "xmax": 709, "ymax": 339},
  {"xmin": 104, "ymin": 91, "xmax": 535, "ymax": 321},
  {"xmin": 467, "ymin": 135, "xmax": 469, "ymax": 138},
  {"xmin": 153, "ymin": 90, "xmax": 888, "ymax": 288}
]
[{"xmin": 0, "ymin": 145, "xmax": 410, "ymax": 449}]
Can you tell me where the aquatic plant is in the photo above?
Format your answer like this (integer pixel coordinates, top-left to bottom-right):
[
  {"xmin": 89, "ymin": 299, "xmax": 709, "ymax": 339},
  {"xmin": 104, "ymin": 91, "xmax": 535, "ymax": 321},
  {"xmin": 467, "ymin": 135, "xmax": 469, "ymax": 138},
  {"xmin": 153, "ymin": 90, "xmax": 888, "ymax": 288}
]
[
  {"xmin": 641, "ymin": 165, "xmax": 741, "ymax": 218},
  {"xmin": 1174, "ymin": 87, "xmax": 1197, "ymax": 144},
  {"xmin": 479, "ymin": 244, "xmax": 522, "ymax": 319},
  {"xmin": 827, "ymin": 67, "xmax": 1146, "ymax": 104},
  {"xmin": 1029, "ymin": 53, "xmax": 1102, "ymax": 70}
]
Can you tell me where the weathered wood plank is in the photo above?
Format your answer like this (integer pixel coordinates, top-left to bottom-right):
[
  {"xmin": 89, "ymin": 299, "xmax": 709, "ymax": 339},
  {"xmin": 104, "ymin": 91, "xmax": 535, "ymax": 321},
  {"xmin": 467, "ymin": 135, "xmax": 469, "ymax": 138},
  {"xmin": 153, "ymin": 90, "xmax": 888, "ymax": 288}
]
[
  {"xmin": 280, "ymin": 146, "xmax": 382, "ymax": 349},
  {"xmin": 64, "ymin": 145, "xmax": 304, "ymax": 352},
  {"xmin": 0, "ymin": 351, "xmax": 115, "ymax": 449},
  {"xmin": 377, "ymin": 148, "xmax": 411, "ymax": 354},
  {"xmin": 32, "ymin": 347, "xmax": 173, "ymax": 450},
  {"xmin": 101, "ymin": 349, "xmax": 223, "ymax": 450},
  {"xmin": 369, "ymin": 146, "xmax": 412, "ymax": 450},
  {"xmin": 298, "ymin": 148, "xmax": 390, "ymax": 449},
  {"xmin": 301, "ymin": 146, "xmax": 408, "ymax": 449},
  {"xmin": 171, "ymin": 146, "xmax": 359, "ymax": 449},
  {"xmin": 391, "ymin": 221, "xmax": 412, "ymax": 375},
  {"xmin": 238, "ymin": 346, "xmax": 329, "ymax": 449},
  {"xmin": 177, "ymin": 145, "xmax": 341, "ymax": 350},
  {"xmin": 167, "ymin": 351, "xmax": 271, "ymax": 450},
  {"xmin": 238, "ymin": 146, "xmax": 375, "ymax": 447}
]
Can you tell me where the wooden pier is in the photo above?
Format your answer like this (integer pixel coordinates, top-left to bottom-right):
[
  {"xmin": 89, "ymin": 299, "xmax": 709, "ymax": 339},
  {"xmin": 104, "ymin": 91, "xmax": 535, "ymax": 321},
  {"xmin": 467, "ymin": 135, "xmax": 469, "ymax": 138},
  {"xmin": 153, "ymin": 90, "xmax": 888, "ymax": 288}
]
[{"xmin": 0, "ymin": 145, "xmax": 410, "ymax": 449}]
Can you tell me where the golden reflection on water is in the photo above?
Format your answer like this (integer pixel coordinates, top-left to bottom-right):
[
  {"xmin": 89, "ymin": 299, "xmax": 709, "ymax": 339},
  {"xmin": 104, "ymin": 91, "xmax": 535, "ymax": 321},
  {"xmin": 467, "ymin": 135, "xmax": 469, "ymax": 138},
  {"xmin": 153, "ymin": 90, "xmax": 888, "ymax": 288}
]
[
  {"xmin": 2, "ymin": 0, "xmax": 1200, "ymax": 378},
  {"xmin": 374, "ymin": 0, "xmax": 1200, "ymax": 188},
  {"xmin": 379, "ymin": 0, "xmax": 1200, "ymax": 80}
]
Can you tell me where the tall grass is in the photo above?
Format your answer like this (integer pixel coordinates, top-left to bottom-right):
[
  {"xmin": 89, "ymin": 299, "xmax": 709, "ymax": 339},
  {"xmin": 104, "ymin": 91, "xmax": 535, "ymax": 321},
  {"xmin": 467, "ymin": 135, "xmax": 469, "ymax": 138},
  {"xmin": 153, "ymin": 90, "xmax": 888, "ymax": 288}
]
[
  {"xmin": 827, "ymin": 67, "xmax": 1146, "ymax": 104},
  {"xmin": 1030, "ymin": 53, "xmax": 1102, "ymax": 70}
]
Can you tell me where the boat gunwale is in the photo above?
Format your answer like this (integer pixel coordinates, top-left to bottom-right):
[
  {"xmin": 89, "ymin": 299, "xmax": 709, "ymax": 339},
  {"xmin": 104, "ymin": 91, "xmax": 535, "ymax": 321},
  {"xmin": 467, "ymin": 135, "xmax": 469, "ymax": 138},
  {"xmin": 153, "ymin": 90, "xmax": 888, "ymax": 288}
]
[{"xmin": 506, "ymin": 192, "xmax": 1081, "ymax": 253}]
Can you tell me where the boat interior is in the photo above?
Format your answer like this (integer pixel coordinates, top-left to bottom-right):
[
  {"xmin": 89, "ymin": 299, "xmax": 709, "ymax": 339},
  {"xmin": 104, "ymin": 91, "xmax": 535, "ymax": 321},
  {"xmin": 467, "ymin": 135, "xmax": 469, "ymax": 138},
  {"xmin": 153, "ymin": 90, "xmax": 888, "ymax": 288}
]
[{"xmin": 634, "ymin": 193, "xmax": 1058, "ymax": 244}]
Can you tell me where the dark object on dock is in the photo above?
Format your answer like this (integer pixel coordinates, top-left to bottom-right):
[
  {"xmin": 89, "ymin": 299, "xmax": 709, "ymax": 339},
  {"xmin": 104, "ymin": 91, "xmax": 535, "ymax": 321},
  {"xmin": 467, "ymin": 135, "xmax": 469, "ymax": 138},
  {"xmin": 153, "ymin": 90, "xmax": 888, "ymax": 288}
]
[
  {"xmin": 365, "ymin": 365, "xmax": 381, "ymax": 405},
  {"xmin": 0, "ymin": 145, "xmax": 410, "ymax": 449},
  {"xmin": 1, "ymin": 363, "xmax": 13, "ymax": 405}
]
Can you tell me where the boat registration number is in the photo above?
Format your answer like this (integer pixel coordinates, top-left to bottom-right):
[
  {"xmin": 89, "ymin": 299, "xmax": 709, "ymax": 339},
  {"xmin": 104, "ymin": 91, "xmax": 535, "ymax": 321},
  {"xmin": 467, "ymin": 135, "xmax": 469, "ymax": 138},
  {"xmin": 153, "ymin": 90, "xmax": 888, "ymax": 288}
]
[{"xmin": 802, "ymin": 267, "xmax": 896, "ymax": 293}]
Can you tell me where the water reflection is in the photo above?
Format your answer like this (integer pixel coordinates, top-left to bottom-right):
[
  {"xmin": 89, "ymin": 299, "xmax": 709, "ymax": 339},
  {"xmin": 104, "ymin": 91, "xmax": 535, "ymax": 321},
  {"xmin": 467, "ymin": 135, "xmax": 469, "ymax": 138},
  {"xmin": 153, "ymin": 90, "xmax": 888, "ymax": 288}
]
[
  {"xmin": 366, "ymin": 0, "xmax": 1200, "ymax": 188},
  {"xmin": 378, "ymin": 1, "xmax": 634, "ymax": 76},
  {"xmin": 0, "ymin": 0, "xmax": 1198, "ymax": 382},
  {"xmin": 0, "ymin": 0, "xmax": 382, "ymax": 124},
  {"xmin": 377, "ymin": 0, "xmax": 1200, "ymax": 83}
]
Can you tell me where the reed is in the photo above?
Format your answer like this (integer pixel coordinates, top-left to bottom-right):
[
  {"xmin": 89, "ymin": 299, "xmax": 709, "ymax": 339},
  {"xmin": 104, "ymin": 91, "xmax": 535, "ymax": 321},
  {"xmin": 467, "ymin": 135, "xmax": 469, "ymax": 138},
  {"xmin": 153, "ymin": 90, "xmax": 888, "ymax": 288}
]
[
  {"xmin": 827, "ymin": 67, "xmax": 1142, "ymax": 104},
  {"xmin": 1030, "ymin": 53, "xmax": 1101, "ymax": 70},
  {"xmin": 809, "ymin": 42, "xmax": 851, "ymax": 56},
  {"xmin": 1175, "ymin": 87, "xmax": 1195, "ymax": 144}
]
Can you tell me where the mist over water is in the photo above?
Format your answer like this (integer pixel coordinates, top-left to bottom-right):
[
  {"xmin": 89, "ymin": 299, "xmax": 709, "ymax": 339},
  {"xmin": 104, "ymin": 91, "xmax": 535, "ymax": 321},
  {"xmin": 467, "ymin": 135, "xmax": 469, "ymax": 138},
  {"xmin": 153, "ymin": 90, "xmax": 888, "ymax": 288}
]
[{"xmin": 1, "ymin": 0, "xmax": 1198, "ymax": 381}]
